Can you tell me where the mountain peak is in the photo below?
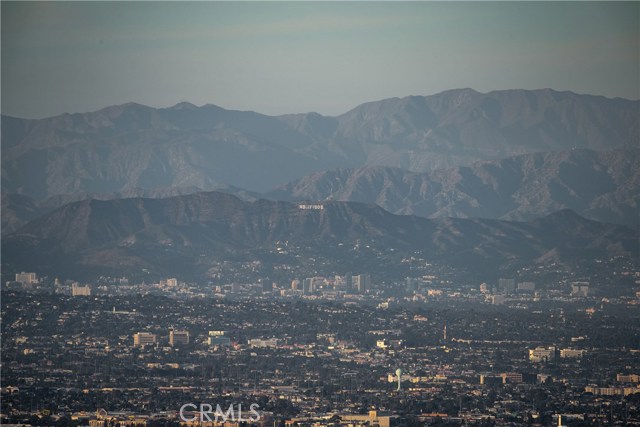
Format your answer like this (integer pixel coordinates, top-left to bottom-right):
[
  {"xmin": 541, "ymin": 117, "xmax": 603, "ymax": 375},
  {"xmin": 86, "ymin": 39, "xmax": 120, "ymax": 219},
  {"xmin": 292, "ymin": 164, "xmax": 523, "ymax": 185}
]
[
  {"xmin": 170, "ymin": 101, "xmax": 198, "ymax": 110},
  {"xmin": 99, "ymin": 102, "xmax": 150, "ymax": 113},
  {"xmin": 533, "ymin": 208, "xmax": 600, "ymax": 228}
]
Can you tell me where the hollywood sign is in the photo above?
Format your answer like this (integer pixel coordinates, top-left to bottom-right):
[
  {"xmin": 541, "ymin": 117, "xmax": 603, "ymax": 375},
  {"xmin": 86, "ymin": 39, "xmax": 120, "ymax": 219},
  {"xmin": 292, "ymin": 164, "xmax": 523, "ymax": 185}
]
[{"xmin": 298, "ymin": 204, "xmax": 324, "ymax": 210}]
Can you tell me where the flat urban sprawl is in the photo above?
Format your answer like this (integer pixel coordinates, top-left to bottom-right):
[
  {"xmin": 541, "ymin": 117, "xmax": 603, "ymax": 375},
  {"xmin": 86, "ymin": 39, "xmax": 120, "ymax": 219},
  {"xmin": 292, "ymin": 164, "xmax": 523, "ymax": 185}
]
[{"xmin": 2, "ymin": 261, "xmax": 639, "ymax": 426}]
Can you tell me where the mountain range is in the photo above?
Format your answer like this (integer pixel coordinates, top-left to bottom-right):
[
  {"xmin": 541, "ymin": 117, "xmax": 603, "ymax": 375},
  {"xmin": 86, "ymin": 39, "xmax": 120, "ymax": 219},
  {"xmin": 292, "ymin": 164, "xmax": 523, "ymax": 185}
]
[
  {"xmin": 2, "ymin": 191, "xmax": 636, "ymax": 280},
  {"xmin": 3, "ymin": 88, "xmax": 637, "ymax": 201},
  {"xmin": 4, "ymin": 147, "xmax": 637, "ymax": 234},
  {"xmin": 1, "ymin": 185, "xmax": 261, "ymax": 234},
  {"xmin": 269, "ymin": 148, "xmax": 639, "ymax": 227},
  {"xmin": 2, "ymin": 88, "xmax": 638, "ymax": 280}
]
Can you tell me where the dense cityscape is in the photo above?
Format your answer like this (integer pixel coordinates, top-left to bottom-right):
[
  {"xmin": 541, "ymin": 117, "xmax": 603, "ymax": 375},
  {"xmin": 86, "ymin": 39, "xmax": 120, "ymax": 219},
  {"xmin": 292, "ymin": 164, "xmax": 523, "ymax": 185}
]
[
  {"xmin": 3, "ymin": 2, "xmax": 639, "ymax": 427},
  {"xmin": 2, "ymin": 260, "xmax": 639, "ymax": 427}
]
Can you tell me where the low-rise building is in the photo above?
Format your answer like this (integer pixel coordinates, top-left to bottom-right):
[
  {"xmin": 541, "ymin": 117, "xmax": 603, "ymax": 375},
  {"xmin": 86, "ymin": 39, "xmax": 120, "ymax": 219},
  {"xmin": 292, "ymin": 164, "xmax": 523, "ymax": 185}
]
[
  {"xmin": 169, "ymin": 330, "xmax": 189, "ymax": 346},
  {"xmin": 133, "ymin": 332, "xmax": 157, "ymax": 347},
  {"xmin": 248, "ymin": 338, "xmax": 279, "ymax": 348},
  {"xmin": 529, "ymin": 346, "xmax": 556, "ymax": 362}
]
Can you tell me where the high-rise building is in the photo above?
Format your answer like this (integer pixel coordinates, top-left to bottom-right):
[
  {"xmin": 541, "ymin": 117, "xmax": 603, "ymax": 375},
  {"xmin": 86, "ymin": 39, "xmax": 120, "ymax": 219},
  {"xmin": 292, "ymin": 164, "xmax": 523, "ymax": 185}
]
[
  {"xmin": 291, "ymin": 279, "xmax": 301, "ymax": 290},
  {"xmin": 133, "ymin": 332, "xmax": 157, "ymax": 347},
  {"xmin": 498, "ymin": 278, "xmax": 515, "ymax": 294},
  {"xmin": 169, "ymin": 330, "xmax": 189, "ymax": 346},
  {"xmin": 571, "ymin": 282, "xmax": 589, "ymax": 297},
  {"xmin": 334, "ymin": 275, "xmax": 347, "ymax": 290},
  {"xmin": 517, "ymin": 282, "xmax": 536, "ymax": 292},
  {"xmin": 352, "ymin": 274, "xmax": 370, "ymax": 293},
  {"xmin": 345, "ymin": 273, "xmax": 353, "ymax": 290},
  {"xmin": 405, "ymin": 278, "xmax": 418, "ymax": 292},
  {"xmin": 159, "ymin": 278, "xmax": 178, "ymax": 287},
  {"xmin": 15, "ymin": 272, "xmax": 37, "ymax": 284},
  {"xmin": 303, "ymin": 278, "xmax": 314, "ymax": 295},
  {"xmin": 71, "ymin": 283, "xmax": 91, "ymax": 296},
  {"xmin": 261, "ymin": 279, "xmax": 273, "ymax": 293}
]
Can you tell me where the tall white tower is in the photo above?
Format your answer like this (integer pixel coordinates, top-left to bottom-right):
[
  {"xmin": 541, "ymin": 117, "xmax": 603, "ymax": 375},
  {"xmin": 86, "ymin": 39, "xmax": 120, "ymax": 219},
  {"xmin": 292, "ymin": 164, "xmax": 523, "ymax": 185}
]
[{"xmin": 395, "ymin": 368, "xmax": 403, "ymax": 391}]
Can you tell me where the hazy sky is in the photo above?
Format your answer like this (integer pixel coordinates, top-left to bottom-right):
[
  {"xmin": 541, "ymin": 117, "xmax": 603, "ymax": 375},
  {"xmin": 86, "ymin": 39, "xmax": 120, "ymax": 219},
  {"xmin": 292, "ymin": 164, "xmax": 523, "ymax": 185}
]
[{"xmin": 2, "ymin": 1, "xmax": 638, "ymax": 118}]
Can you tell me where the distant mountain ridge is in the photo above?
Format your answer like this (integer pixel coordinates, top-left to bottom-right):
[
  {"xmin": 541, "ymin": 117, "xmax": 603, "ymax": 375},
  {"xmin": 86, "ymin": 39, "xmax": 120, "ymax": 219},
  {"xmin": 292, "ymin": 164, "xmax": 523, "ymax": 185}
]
[
  {"xmin": 3, "ymin": 88, "xmax": 637, "ymax": 202},
  {"xmin": 5, "ymin": 148, "xmax": 636, "ymax": 233},
  {"xmin": 1, "ymin": 185, "xmax": 261, "ymax": 234},
  {"xmin": 1, "ymin": 102, "xmax": 324, "ymax": 199},
  {"xmin": 2, "ymin": 191, "xmax": 636, "ymax": 280},
  {"xmin": 269, "ymin": 148, "xmax": 640, "ymax": 227},
  {"xmin": 283, "ymin": 88, "xmax": 638, "ymax": 172}
]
